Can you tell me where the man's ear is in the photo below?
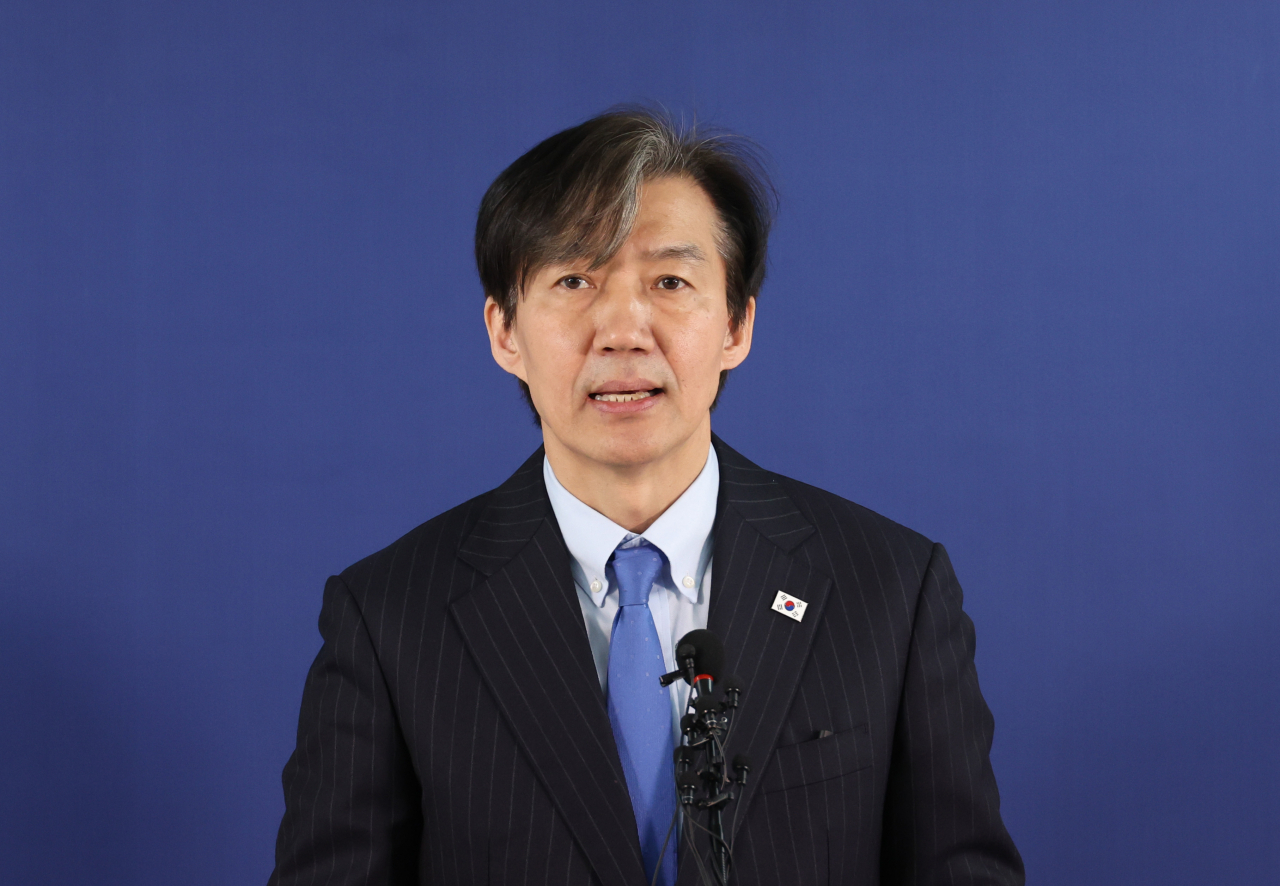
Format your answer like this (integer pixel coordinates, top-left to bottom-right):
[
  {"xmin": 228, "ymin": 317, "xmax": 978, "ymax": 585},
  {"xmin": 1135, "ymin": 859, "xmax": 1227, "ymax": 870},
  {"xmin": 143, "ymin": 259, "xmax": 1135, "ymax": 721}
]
[
  {"xmin": 721, "ymin": 296, "xmax": 755, "ymax": 371},
  {"xmin": 484, "ymin": 297, "xmax": 527, "ymax": 381}
]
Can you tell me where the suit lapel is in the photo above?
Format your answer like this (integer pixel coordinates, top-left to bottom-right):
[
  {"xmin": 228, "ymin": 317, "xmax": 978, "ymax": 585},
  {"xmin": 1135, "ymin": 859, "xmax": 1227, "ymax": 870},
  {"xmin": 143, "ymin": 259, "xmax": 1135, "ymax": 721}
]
[
  {"xmin": 705, "ymin": 438, "xmax": 832, "ymax": 841},
  {"xmin": 451, "ymin": 450, "xmax": 648, "ymax": 886}
]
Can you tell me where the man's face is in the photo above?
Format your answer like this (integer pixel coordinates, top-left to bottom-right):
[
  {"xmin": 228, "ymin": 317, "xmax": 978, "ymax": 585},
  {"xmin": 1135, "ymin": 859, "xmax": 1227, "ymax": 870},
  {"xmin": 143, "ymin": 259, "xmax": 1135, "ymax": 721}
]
[{"xmin": 485, "ymin": 175, "xmax": 754, "ymax": 471}]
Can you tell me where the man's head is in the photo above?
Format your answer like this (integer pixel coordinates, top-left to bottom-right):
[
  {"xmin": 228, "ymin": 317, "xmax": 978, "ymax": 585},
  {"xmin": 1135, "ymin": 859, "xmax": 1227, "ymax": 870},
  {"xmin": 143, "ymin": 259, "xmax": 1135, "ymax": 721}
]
[{"xmin": 477, "ymin": 108, "xmax": 774, "ymax": 472}]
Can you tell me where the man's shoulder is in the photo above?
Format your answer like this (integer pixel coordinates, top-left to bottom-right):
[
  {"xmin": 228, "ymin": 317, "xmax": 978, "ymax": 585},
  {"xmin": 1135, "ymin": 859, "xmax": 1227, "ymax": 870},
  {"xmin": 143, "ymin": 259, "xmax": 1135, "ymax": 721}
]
[
  {"xmin": 336, "ymin": 487, "xmax": 497, "ymax": 595},
  {"xmin": 781, "ymin": 471, "xmax": 930, "ymax": 548},
  {"xmin": 753, "ymin": 464, "xmax": 944, "ymax": 602},
  {"xmin": 334, "ymin": 447, "xmax": 547, "ymax": 598},
  {"xmin": 716, "ymin": 438, "xmax": 934, "ymax": 558}
]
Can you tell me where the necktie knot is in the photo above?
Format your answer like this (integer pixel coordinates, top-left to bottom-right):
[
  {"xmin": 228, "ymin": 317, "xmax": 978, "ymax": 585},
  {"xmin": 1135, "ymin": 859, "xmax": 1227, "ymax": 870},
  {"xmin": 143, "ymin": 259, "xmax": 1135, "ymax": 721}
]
[{"xmin": 610, "ymin": 540, "xmax": 665, "ymax": 607}]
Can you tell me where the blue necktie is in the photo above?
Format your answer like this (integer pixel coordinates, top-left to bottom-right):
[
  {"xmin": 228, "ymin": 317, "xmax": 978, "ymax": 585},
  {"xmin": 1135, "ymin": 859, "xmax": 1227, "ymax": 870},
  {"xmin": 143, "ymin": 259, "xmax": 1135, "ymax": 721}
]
[{"xmin": 607, "ymin": 540, "xmax": 678, "ymax": 886}]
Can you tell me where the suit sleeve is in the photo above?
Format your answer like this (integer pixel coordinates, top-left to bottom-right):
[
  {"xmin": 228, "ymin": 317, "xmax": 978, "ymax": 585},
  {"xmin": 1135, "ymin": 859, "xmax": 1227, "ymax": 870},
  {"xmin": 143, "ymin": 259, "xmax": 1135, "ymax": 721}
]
[
  {"xmin": 879, "ymin": 543, "xmax": 1025, "ymax": 886},
  {"xmin": 269, "ymin": 574, "xmax": 423, "ymax": 886}
]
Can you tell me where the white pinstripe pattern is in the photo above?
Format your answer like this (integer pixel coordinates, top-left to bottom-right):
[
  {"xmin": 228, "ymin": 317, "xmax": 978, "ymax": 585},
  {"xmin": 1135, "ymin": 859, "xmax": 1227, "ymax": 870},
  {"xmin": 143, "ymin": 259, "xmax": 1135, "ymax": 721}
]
[{"xmin": 270, "ymin": 438, "xmax": 1023, "ymax": 886}]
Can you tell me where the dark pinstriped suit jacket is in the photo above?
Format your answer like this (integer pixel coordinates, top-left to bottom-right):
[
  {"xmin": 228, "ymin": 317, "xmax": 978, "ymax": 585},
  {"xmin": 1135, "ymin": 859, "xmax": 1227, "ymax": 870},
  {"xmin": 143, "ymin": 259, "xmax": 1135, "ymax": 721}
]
[{"xmin": 270, "ymin": 436, "xmax": 1024, "ymax": 886}]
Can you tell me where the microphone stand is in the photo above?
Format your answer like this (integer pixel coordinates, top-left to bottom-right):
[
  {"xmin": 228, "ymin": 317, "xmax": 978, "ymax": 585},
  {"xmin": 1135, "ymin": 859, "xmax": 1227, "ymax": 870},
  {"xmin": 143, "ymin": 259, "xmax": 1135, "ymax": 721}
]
[
  {"xmin": 662, "ymin": 641, "xmax": 748, "ymax": 886},
  {"xmin": 699, "ymin": 693, "xmax": 731, "ymax": 885}
]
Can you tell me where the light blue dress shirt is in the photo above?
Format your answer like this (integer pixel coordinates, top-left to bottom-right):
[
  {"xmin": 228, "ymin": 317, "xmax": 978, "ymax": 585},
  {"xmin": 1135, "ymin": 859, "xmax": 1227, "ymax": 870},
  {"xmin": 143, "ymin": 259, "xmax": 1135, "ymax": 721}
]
[{"xmin": 543, "ymin": 445, "xmax": 717, "ymax": 743}]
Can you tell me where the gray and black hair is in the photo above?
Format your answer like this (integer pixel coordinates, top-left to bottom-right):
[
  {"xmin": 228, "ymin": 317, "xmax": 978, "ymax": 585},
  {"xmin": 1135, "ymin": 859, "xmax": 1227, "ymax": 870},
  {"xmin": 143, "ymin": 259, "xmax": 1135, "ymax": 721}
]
[{"xmin": 475, "ymin": 107, "xmax": 776, "ymax": 421}]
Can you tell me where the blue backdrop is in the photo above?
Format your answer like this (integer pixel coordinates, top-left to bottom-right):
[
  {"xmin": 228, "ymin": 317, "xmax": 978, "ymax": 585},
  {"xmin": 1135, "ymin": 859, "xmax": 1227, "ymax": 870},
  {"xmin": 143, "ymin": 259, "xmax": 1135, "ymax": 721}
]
[{"xmin": 3, "ymin": 2, "xmax": 1277, "ymax": 883}]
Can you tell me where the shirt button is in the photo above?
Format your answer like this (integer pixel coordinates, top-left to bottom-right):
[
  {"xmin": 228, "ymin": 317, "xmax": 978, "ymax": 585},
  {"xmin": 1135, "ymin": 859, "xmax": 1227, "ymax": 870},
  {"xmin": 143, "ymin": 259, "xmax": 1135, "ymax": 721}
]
[
  {"xmin": 590, "ymin": 579, "xmax": 602, "ymax": 593},
  {"xmin": 683, "ymin": 576, "xmax": 695, "ymax": 589}
]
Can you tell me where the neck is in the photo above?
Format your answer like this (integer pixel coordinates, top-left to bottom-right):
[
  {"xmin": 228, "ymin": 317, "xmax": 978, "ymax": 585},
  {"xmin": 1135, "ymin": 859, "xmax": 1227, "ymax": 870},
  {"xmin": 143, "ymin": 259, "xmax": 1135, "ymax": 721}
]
[{"xmin": 544, "ymin": 422, "xmax": 712, "ymax": 534}]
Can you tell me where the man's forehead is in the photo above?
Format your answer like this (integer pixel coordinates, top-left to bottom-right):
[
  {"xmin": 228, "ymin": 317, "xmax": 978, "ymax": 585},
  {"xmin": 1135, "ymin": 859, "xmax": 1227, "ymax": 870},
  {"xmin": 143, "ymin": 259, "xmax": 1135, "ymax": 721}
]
[{"xmin": 536, "ymin": 240, "xmax": 714, "ymax": 276}]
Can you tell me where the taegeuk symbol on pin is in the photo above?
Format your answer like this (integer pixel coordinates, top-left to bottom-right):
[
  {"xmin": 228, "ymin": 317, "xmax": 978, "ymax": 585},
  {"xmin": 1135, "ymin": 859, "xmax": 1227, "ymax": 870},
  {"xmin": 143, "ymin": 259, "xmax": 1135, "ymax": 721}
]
[{"xmin": 771, "ymin": 591, "xmax": 807, "ymax": 622}]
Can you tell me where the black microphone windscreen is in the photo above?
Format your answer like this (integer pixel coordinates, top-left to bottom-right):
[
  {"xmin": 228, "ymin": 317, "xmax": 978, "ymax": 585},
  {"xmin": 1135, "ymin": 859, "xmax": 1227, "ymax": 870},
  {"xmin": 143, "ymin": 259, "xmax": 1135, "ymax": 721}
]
[
  {"xmin": 732, "ymin": 753, "xmax": 752, "ymax": 771},
  {"xmin": 675, "ymin": 629, "xmax": 725, "ymax": 680},
  {"xmin": 676, "ymin": 770, "xmax": 701, "ymax": 790}
]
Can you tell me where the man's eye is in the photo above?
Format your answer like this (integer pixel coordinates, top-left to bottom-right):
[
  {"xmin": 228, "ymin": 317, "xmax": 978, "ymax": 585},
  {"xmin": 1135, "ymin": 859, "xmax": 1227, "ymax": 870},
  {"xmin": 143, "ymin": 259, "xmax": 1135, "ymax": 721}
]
[
  {"xmin": 656, "ymin": 276, "xmax": 686, "ymax": 291},
  {"xmin": 559, "ymin": 276, "xmax": 589, "ymax": 290}
]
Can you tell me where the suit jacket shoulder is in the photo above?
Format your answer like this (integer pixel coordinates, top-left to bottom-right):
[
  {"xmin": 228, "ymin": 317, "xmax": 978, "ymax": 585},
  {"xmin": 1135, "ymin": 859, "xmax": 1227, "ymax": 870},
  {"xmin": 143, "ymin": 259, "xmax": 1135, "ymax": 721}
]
[
  {"xmin": 338, "ymin": 488, "xmax": 490, "ymax": 605},
  {"xmin": 774, "ymin": 471, "xmax": 932, "ymax": 554},
  {"xmin": 714, "ymin": 438, "xmax": 942, "ymax": 620},
  {"xmin": 336, "ymin": 448, "xmax": 548, "ymax": 614}
]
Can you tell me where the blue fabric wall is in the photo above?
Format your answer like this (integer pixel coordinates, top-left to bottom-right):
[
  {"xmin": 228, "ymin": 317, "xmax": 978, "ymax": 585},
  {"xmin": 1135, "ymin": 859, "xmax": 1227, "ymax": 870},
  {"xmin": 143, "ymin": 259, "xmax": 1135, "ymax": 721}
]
[{"xmin": 2, "ymin": 2, "xmax": 1277, "ymax": 883}]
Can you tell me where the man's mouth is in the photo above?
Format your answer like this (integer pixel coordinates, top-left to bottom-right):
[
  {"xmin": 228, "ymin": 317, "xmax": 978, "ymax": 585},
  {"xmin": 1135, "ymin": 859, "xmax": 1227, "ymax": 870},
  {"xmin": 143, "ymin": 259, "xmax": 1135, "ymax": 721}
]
[{"xmin": 589, "ymin": 388, "xmax": 662, "ymax": 403}]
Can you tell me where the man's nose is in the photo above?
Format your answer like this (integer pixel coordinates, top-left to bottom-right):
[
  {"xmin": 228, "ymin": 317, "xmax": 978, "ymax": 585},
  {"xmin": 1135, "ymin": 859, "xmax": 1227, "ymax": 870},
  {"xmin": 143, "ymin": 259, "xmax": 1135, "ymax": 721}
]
[{"xmin": 593, "ymin": 280, "xmax": 654, "ymax": 353}]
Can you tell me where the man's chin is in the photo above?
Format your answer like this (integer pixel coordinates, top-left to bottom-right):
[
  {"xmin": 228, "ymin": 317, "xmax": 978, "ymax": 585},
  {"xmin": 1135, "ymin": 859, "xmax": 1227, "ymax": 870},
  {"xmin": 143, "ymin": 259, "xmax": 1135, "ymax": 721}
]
[
  {"xmin": 547, "ymin": 424, "xmax": 675, "ymax": 471},
  {"xmin": 589, "ymin": 426, "xmax": 714, "ymax": 473},
  {"xmin": 580, "ymin": 433, "xmax": 668, "ymax": 468}
]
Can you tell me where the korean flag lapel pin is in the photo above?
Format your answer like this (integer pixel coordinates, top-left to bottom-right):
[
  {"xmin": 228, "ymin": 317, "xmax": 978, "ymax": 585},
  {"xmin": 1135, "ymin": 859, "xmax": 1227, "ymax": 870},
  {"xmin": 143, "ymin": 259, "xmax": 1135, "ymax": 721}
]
[{"xmin": 771, "ymin": 591, "xmax": 808, "ymax": 622}]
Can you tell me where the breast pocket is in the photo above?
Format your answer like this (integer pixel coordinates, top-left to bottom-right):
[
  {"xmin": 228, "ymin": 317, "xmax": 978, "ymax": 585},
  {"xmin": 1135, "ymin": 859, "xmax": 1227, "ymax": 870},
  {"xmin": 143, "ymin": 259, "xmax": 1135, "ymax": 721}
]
[{"xmin": 760, "ymin": 726, "xmax": 873, "ymax": 794}]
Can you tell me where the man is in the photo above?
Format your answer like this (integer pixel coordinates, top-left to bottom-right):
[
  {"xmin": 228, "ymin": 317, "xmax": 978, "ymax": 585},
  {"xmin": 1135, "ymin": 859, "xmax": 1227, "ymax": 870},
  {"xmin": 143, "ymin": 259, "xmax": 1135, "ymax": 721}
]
[{"xmin": 270, "ymin": 109, "xmax": 1024, "ymax": 886}]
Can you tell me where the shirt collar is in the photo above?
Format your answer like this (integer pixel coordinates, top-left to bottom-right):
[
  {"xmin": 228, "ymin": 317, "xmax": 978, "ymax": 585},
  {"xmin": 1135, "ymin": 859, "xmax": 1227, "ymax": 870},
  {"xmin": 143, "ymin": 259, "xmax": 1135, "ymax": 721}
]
[{"xmin": 543, "ymin": 444, "xmax": 719, "ymax": 609}]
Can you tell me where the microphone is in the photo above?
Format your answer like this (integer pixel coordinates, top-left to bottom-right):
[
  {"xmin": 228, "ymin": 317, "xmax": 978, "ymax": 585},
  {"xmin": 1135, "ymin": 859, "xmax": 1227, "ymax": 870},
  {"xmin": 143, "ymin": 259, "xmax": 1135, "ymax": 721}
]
[
  {"xmin": 676, "ymin": 769, "xmax": 700, "ymax": 806},
  {"xmin": 719, "ymin": 675, "xmax": 743, "ymax": 710},
  {"xmin": 674, "ymin": 629, "xmax": 724, "ymax": 696}
]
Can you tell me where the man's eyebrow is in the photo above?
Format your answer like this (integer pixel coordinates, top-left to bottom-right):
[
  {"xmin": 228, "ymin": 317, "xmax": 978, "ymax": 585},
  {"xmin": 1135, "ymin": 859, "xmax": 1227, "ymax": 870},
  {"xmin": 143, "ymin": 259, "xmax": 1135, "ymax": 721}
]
[{"xmin": 642, "ymin": 243, "xmax": 708, "ymax": 264}]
